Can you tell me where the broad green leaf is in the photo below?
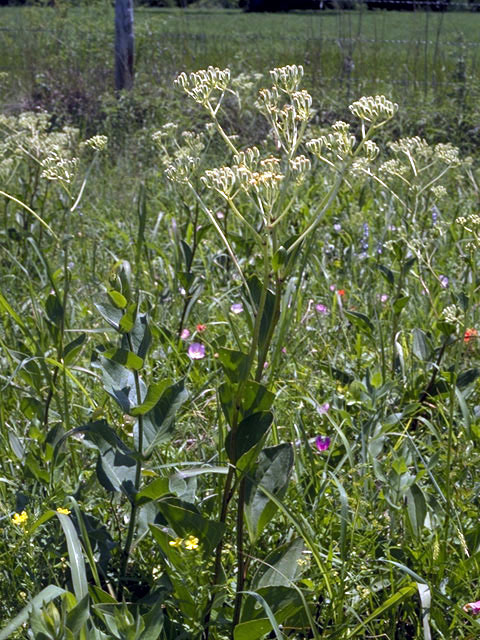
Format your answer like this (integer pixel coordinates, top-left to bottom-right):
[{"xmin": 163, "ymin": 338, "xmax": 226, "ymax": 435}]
[
  {"xmin": 98, "ymin": 356, "xmax": 146, "ymax": 413},
  {"xmin": 233, "ymin": 618, "xmax": 273, "ymax": 640},
  {"xmin": 121, "ymin": 313, "xmax": 151, "ymax": 359},
  {"xmin": 219, "ymin": 381, "xmax": 235, "ymax": 426},
  {"xmin": 272, "ymin": 246, "xmax": 288, "ymax": 273},
  {"xmin": 225, "ymin": 411, "xmax": 273, "ymax": 464},
  {"xmin": 139, "ymin": 597, "xmax": 165, "ymax": 640},
  {"xmin": 153, "ymin": 500, "xmax": 226, "ymax": 555},
  {"xmin": 378, "ymin": 264, "xmax": 395, "ymax": 286},
  {"xmin": 96, "ymin": 447, "xmax": 136, "ymax": 499},
  {"xmin": 56, "ymin": 420, "xmax": 135, "ymax": 497},
  {"xmin": 393, "ymin": 295, "xmax": 410, "ymax": 313},
  {"xmin": 412, "ymin": 328, "xmax": 429, "ymax": 362},
  {"xmin": 345, "ymin": 310, "xmax": 374, "ymax": 334},
  {"xmin": 119, "ymin": 302, "xmax": 137, "ymax": 334},
  {"xmin": 407, "ymin": 485, "xmax": 427, "ymax": 537},
  {"xmin": 235, "ymin": 590, "xmax": 284, "ymax": 640},
  {"xmin": 102, "ymin": 347, "xmax": 143, "ymax": 371},
  {"xmin": 217, "ymin": 348, "xmax": 250, "ymax": 383},
  {"xmin": 0, "ymin": 585, "xmax": 66, "ymax": 640},
  {"xmin": 57, "ymin": 513, "xmax": 88, "ymax": 601},
  {"xmin": 457, "ymin": 368, "xmax": 480, "ymax": 389},
  {"xmin": 63, "ymin": 333, "xmax": 87, "ymax": 366},
  {"xmin": 8, "ymin": 432, "xmax": 25, "ymax": 461},
  {"xmin": 253, "ymin": 539, "xmax": 305, "ymax": 589},
  {"xmin": 141, "ymin": 379, "xmax": 189, "ymax": 454},
  {"xmin": 95, "ymin": 302, "xmax": 123, "ymax": 331},
  {"xmin": 247, "ymin": 275, "xmax": 276, "ymax": 347},
  {"xmin": 245, "ymin": 443, "xmax": 293, "ymax": 542},
  {"xmin": 66, "ymin": 594, "xmax": 90, "ymax": 636},
  {"xmin": 130, "ymin": 380, "xmax": 172, "ymax": 416},
  {"xmin": 241, "ymin": 381, "xmax": 275, "ymax": 418},
  {"xmin": 135, "ymin": 477, "xmax": 171, "ymax": 505},
  {"xmin": 45, "ymin": 292, "xmax": 63, "ymax": 326},
  {"xmin": 107, "ymin": 289, "xmax": 127, "ymax": 309}
]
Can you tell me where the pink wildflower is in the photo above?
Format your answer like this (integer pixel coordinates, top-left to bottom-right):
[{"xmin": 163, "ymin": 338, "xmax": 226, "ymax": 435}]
[{"xmin": 188, "ymin": 343, "xmax": 205, "ymax": 360}]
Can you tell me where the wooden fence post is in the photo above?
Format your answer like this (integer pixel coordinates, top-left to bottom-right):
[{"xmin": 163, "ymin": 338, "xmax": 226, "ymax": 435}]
[{"xmin": 115, "ymin": 0, "xmax": 134, "ymax": 91}]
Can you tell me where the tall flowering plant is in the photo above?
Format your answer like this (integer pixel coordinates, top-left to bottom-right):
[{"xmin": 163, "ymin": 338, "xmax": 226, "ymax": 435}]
[{"xmin": 166, "ymin": 65, "xmax": 398, "ymax": 636}]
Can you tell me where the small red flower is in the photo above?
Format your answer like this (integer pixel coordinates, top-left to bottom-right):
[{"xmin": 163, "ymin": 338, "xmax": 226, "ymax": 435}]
[
  {"xmin": 196, "ymin": 324, "xmax": 207, "ymax": 332},
  {"xmin": 337, "ymin": 289, "xmax": 345, "ymax": 297},
  {"xmin": 464, "ymin": 328, "xmax": 478, "ymax": 343}
]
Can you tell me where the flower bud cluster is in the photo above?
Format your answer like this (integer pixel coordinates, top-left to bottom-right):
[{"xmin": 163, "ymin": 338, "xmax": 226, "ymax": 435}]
[
  {"xmin": 435, "ymin": 143, "xmax": 461, "ymax": 166},
  {"xmin": 349, "ymin": 95, "xmax": 398, "ymax": 124},
  {"xmin": 233, "ymin": 146, "xmax": 260, "ymax": 170},
  {"xmin": 41, "ymin": 153, "xmax": 78, "ymax": 184},
  {"xmin": 165, "ymin": 155, "xmax": 200, "ymax": 184},
  {"xmin": 389, "ymin": 136, "xmax": 429, "ymax": 157},
  {"xmin": 175, "ymin": 66, "xmax": 231, "ymax": 106},
  {"xmin": 152, "ymin": 122, "xmax": 178, "ymax": 144},
  {"xmin": 290, "ymin": 154, "xmax": 311, "ymax": 183},
  {"xmin": 312, "ymin": 121, "xmax": 357, "ymax": 161},
  {"xmin": 270, "ymin": 64, "xmax": 304, "ymax": 93},
  {"xmin": 379, "ymin": 159, "xmax": 409, "ymax": 178},
  {"xmin": 442, "ymin": 304, "xmax": 463, "ymax": 326},
  {"xmin": 83, "ymin": 135, "xmax": 108, "ymax": 151},
  {"xmin": 201, "ymin": 166, "xmax": 236, "ymax": 195}
]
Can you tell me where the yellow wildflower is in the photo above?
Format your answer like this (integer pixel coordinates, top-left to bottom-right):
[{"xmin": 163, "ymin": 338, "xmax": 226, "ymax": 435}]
[
  {"xmin": 11, "ymin": 511, "xmax": 28, "ymax": 526},
  {"xmin": 184, "ymin": 535, "xmax": 199, "ymax": 551},
  {"xmin": 56, "ymin": 507, "xmax": 71, "ymax": 515},
  {"xmin": 169, "ymin": 537, "xmax": 183, "ymax": 548}
]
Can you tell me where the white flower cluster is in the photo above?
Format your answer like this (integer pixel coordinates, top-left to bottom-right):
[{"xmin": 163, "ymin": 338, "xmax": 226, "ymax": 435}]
[
  {"xmin": 349, "ymin": 95, "xmax": 398, "ymax": 125},
  {"xmin": 175, "ymin": 66, "xmax": 231, "ymax": 106},
  {"xmin": 270, "ymin": 64, "xmax": 304, "ymax": 93},
  {"xmin": 165, "ymin": 155, "xmax": 200, "ymax": 184},
  {"xmin": 442, "ymin": 304, "xmax": 463, "ymax": 326},
  {"xmin": 83, "ymin": 135, "xmax": 108, "ymax": 151},
  {"xmin": 41, "ymin": 153, "xmax": 78, "ymax": 184}
]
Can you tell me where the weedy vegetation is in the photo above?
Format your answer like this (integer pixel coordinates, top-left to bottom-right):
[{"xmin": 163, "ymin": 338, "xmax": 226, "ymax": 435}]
[{"xmin": 2, "ymin": 5, "xmax": 480, "ymax": 640}]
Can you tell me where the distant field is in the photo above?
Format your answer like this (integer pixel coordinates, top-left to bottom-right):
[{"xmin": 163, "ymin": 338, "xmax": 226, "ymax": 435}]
[{"xmin": 1, "ymin": 6, "xmax": 480, "ymax": 145}]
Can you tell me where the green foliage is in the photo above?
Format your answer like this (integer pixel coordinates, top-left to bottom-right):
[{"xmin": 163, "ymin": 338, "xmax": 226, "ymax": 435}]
[{"xmin": 2, "ymin": 16, "xmax": 480, "ymax": 638}]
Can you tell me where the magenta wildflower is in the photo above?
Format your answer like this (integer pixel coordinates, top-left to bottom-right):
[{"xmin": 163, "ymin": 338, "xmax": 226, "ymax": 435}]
[
  {"xmin": 315, "ymin": 436, "xmax": 331, "ymax": 452},
  {"xmin": 180, "ymin": 328, "xmax": 190, "ymax": 340},
  {"xmin": 463, "ymin": 600, "xmax": 480, "ymax": 614},
  {"xmin": 230, "ymin": 303, "xmax": 243, "ymax": 314},
  {"xmin": 188, "ymin": 342, "xmax": 205, "ymax": 360},
  {"xmin": 315, "ymin": 303, "xmax": 328, "ymax": 314},
  {"xmin": 380, "ymin": 294, "xmax": 388, "ymax": 303}
]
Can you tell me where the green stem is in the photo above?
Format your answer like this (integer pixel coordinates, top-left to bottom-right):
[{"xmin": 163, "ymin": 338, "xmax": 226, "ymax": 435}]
[{"xmin": 119, "ymin": 331, "xmax": 144, "ymax": 598}]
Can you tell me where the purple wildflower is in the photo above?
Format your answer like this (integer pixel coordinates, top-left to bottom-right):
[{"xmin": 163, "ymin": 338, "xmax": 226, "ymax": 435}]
[
  {"xmin": 180, "ymin": 328, "xmax": 190, "ymax": 340},
  {"xmin": 315, "ymin": 436, "xmax": 331, "ymax": 452},
  {"xmin": 439, "ymin": 275, "xmax": 449, "ymax": 288},
  {"xmin": 188, "ymin": 342, "xmax": 205, "ymax": 360},
  {"xmin": 318, "ymin": 402, "xmax": 330, "ymax": 414},
  {"xmin": 230, "ymin": 303, "xmax": 243, "ymax": 314},
  {"xmin": 315, "ymin": 303, "xmax": 328, "ymax": 314}
]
